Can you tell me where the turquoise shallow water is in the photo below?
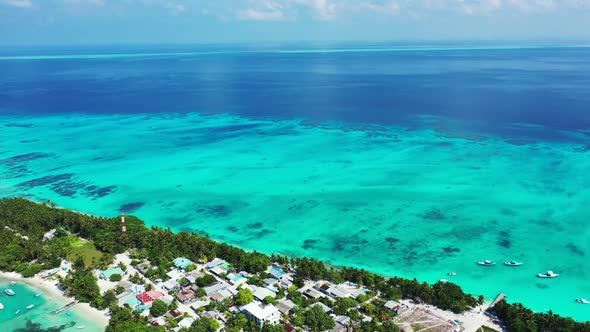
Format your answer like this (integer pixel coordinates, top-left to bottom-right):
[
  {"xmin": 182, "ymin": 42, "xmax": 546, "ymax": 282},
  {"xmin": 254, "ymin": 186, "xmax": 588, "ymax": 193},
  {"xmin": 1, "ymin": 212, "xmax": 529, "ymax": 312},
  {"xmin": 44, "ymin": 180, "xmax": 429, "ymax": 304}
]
[
  {"xmin": 0, "ymin": 279, "xmax": 103, "ymax": 331},
  {"xmin": 1, "ymin": 112, "xmax": 589, "ymax": 321}
]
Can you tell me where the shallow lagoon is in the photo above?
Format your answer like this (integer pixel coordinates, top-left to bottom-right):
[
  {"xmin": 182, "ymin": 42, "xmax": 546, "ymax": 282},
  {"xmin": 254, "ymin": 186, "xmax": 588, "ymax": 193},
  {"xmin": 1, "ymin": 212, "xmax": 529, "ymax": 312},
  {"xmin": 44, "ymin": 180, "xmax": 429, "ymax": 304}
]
[
  {"xmin": 1, "ymin": 112, "xmax": 589, "ymax": 320},
  {"xmin": 0, "ymin": 279, "xmax": 103, "ymax": 331}
]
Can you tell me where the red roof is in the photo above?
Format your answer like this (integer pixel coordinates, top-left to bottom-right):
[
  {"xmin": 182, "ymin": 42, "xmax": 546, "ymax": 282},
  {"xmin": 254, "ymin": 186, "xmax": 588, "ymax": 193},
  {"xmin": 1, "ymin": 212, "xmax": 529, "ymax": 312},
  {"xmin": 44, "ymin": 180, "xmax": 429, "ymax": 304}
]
[{"xmin": 137, "ymin": 290, "xmax": 165, "ymax": 303}]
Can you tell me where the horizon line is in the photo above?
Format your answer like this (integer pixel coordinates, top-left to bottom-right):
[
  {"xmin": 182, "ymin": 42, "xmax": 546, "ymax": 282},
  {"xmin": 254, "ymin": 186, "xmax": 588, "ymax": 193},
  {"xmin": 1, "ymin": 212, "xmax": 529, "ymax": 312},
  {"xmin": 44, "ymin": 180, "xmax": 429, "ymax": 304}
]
[{"xmin": 1, "ymin": 44, "xmax": 590, "ymax": 61}]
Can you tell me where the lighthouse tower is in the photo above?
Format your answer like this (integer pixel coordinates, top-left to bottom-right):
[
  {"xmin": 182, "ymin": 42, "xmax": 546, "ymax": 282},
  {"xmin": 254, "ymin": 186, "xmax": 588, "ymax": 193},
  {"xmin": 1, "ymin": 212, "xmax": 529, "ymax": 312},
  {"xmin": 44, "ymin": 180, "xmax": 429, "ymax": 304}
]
[{"xmin": 121, "ymin": 211, "xmax": 127, "ymax": 235}]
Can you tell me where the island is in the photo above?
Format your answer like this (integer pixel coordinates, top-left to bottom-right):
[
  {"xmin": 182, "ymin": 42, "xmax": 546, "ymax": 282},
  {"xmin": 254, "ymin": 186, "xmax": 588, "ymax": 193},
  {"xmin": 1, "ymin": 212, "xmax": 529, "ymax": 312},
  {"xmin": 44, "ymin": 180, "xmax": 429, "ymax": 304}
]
[{"xmin": 1, "ymin": 198, "xmax": 588, "ymax": 332}]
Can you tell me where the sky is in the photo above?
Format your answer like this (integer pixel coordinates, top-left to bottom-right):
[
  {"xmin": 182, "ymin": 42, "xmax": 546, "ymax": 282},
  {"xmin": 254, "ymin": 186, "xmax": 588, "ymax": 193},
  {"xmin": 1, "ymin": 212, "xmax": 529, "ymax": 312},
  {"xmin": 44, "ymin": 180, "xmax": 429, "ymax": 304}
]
[{"xmin": 0, "ymin": 0, "xmax": 589, "ymax": 45}]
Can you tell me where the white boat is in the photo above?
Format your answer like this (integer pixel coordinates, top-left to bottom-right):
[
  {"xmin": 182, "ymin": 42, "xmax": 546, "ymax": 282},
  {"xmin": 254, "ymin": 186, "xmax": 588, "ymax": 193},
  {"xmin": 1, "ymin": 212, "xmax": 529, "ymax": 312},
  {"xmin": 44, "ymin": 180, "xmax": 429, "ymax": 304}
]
[
  {"xmin": 439, "ymin": 279, "xmax": 449, "ymax": 283},
  {"xmin": 447, "ymin": 272, "xmax": 457, "ymax": 276},
  {"xmin": 576, "ymin": 299, "xmax": 590, "ymax": 304},
  {"xmin": 10, "ymin": 281, "xmax": 16, "ymax": 286},
  {"xmin": 0, "ymin": 303, "xmax": 4, "ymax": 310},
  {"xmin": 35, "ymin": 293, "xmax": 40, "ymax": 297},
  {"xmin": 4, "ymin": 288, "xmax": 16, "ymax": 296},
  {"xmin": 504, "ymin": 261, "xmax": 523, "ymax": 266},
  {"xmin": 15, "ymin": 310, "xmax": 20, "ymax": 315},
  {"xmin": 77, "ymin": 326, "xmax": 86, "ymax": 329},
  {"xmin": 26, "ymin": 304, "xmax": 35, "ymax": 309},
  {"xmin": 537, "ymin": 270, "xmax": 559, "ymax": 278},
  {"xmin": 477, "ymin": 260, "xmax": 496, "ymax": 266}
]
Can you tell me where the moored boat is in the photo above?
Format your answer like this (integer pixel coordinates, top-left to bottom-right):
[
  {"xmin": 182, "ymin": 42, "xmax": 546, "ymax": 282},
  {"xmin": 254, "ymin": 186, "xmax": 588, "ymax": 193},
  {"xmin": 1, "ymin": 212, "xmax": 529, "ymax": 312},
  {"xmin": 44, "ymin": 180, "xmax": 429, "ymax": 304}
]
[
  {"xmin": 477, "ymin": 260, "xmax": 496, "ymax": 266},
  {"xmin": 77, "ymin": 326, "xmax": 86, "ymax": 329},
  {"xmin": 26, "ymin": 304, "xmax": 35, "ymax": 309},
  {"xmin": 0, "ymin": 302, "xmax": 4, "ymax": 310},
  {"xmin": 4, "ymin": 288, "xmax": 16, "ymax": 296},
  {"xmin": 504, "ymin": 261, "xmax": 523, "ymax": 266},
  {"xmin": 576, "ymin": 299, "xmax": 590, "ymax": 304},
  {"xmin": 15, "ymin": 310, "xmax": 20, "ymax": 315},
  {"xmin": 10, "ymin": 281, "xmax": 16, "ymax": 286},
  {"xmin": 447, "ymin": 272, "xmax": 457, "ymax": 276},
  {"xmin": 537, "ymin": 270, "xmax": 559, "ymax": 278}
]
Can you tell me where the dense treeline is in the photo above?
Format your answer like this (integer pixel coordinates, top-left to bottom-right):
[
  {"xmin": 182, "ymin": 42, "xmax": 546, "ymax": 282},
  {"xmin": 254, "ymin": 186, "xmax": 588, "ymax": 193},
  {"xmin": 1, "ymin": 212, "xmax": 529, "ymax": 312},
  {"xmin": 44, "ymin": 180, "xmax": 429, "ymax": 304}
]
[
  {"xmin": 492, "ymin": 300, "xmax": 590, "ymax": 332},
  {"xmin": 2, "ymin": 198, "xmax": 589, "ymax": 331}
]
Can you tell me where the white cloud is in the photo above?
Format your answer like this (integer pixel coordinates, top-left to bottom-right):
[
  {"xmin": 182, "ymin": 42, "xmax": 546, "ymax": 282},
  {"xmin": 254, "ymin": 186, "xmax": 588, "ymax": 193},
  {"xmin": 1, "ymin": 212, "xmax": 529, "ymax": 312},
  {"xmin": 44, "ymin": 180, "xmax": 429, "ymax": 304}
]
[
  {"xmin": 359, "ymin": 0, "xmax": 401, "ymax": 15},
  {"xmin": 237, "ymin": 0, "xmax": 286, "ymax": 20},
  {"xmin": 293, "ymin": 0, "xmax": 337, "ymax": 19},
  {"xmin": 1, "ymin": 0, "xmax": 33, "ymax": 8}
]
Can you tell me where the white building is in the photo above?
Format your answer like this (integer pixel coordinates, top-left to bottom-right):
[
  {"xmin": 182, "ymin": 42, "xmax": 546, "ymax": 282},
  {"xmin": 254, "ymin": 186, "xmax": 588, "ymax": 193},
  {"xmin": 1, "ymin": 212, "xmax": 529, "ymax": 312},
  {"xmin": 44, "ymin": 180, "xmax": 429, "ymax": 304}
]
[{"xmin": 241, "ymin": 302, "xmax": 281, "ymax": 327}]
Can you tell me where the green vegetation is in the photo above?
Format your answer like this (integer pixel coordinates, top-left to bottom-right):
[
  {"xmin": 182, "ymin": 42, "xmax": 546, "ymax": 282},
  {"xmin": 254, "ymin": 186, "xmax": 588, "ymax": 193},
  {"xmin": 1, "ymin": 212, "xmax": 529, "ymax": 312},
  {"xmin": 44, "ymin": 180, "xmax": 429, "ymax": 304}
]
[
  {"xmin": 304, "ymin": 305, "xmax": 335, "ymax": 331},
  {"xmin": 110, "ymin": 273, "xmax": 123, "ymax": 282},
  {"xmin": 477, "ymin": 326, "xmax": 498, "ymax": 332},
  {"xmin": 235, "ymin": 287, "xmax": 254, "ymax": 305},
  {"xmin": 150, "ymin": 299, "xmax": 168, "ymax": 317},
  {"xmin": 492, "ymin": 300, "xmax": 590, "ymax": 332},
  {"xmin": 66, "ymin": 237, "xmax": 104, "ymax": 268},
  {"xmin": 195, "ymin": 274, "xmax": 217, "ymax": 287}
]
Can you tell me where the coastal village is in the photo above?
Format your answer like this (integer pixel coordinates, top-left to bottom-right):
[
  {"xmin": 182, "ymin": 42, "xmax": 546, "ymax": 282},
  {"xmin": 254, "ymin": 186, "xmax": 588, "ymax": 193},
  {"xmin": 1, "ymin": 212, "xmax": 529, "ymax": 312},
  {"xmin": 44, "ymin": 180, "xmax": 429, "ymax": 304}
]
[
  {"xmin": 18, "ymin": 249, "xmax": 503, "ymax": 332},
  {"xmin": 5, "ymin": 199, "xmax": 578, "ymax": 332}
]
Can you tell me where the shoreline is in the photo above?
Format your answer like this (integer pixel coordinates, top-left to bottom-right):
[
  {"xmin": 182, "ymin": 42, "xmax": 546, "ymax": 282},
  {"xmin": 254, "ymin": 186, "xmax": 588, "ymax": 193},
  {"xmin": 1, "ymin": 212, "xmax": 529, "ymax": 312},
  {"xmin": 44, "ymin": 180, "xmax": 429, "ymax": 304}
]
[{"xmin": 0, "ymin": 270, "xmax": 109, "ymax": 329}]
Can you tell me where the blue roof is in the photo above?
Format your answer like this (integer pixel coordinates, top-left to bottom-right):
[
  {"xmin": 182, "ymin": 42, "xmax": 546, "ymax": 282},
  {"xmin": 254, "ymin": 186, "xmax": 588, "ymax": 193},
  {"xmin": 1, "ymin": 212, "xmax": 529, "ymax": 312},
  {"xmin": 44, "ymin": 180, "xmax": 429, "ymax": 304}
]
[
  {"xmin": 269, "ymin": 266, "xmax": 286, "ymax": 279},
  {"xmin": 125, "ymin": 296, "xmax": 141, "ymax": 307},
  {"xmin": 100, "ymin": 267, "xmax": 124, "ymax": 279},
  {"xmin": 173, "ymin": 257, "xmax": 194, "ymax": 269},
  {"xmin": 130, "ymin": 285, "xmax": 145, "ymax": 294}
]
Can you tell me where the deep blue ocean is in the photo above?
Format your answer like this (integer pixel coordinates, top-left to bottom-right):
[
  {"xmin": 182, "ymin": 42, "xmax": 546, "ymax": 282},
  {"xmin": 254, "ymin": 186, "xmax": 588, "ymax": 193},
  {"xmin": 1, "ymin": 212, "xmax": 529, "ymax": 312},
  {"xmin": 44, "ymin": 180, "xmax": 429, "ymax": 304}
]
[
  {"xmin": 1, "ymin": 44, "xmax": 590, "ymax": 142},
  {"xmin": 2, "ymin": 44, "xmax": 590, "ymax": 320}
]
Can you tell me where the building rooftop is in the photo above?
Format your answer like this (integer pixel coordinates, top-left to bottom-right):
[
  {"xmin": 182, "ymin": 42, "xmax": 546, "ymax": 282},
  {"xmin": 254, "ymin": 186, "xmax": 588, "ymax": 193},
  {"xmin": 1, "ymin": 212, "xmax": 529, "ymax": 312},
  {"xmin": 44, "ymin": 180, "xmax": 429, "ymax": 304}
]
[
  {"xmin": 276, "ymin": 299, "xmax": 296, "ymax": 314},
  {"xmin": 269, "ymin": 266, "xmax": 286, "ymax": 279},
  {"xmin": 241, "ymin": 302, "xmax": 279, "ymax": 320},
  {"xmin": 206, "ymin": 258, "xmax": 226, "ymax": 269},
  {"xmin": 99, "ymin": 267, "xmax": 125, "ymax": 280},
  {"xmin": 310, "ymin": 302, "xmax": 332, "ymax": 313},
  {"xmin": 137, "ymin": 290, "xmax": 165, "ymax": 303},
  {"xmin": 173, "ymin": 257, "xmax": 194, "ymax": 270},
  {"xmin": 253, "ymin": 286, "xmax": 276, "ymax": 301}
]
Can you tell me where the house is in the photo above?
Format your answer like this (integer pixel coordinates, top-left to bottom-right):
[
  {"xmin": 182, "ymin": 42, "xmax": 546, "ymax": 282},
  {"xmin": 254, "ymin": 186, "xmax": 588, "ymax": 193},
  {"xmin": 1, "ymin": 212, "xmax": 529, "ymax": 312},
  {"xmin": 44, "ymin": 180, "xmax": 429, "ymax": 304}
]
[
  {"xmin": 335, "ymin": 315, "xmax": 351, "ymax": 327},
  {"xmin": 204, "ymin": 282, "xmax": 228, "ymax": 296},
  {"xmin": 173, "ymin": 257, "xmax": 194, "ymax": 270},
  {"xmin": 279, "ymin": 279, "xmax": 293, "ymax": 289},
  {"xmin": 210, "ymin": 289, "xmax": 233, "ymax": 302},
  {"xmin": 264, "ymin": 278, "xmax": 279, "ymax": 287},
  {"xmin": 190, "ymin": 300, "xmax": 210, "ymax": 311},
  {"xmin": 228, "ymin": 274, "xmax": 248, "ymax": 286},
  {"xmin": 210, "ymin": 265, "xmax": 229, "ymax": 277},
  {"xmin": 384, "ymin": 300, "xmax": 401, "ymax": 313},
  {"xmin": 276, "ymin": 299, "xmax": 296, "ymax": 314},
  {"xmin": 130, "ymin": 284, "xmax": 146, "ymax": 294},
  {"xmin": 176, "ymin": 290, "xmax": 196, "ymax": 304},
  {"xmin": 268, "ymin": 266, "xmax": 287, "ymax": 280},
  {"xmin": 241, "ymin": 302, "xmax": 281, "ymax": 327},
  {"xmin": 167, "ymin": 269, "xmax": 184, "ymax": 281},
  {"xmin": 151, "ymin": 317, "xmax": 167, "ymax": 327},
  {"xmin": 253, "ymin": 286, "xmax": 276, "ymax": 301},
  {"xmin": 177, "ymin": 317, "xmax": 195, "ymax": 330},
  {"xmin": 137, "ymin": 290, "xmax": 165, "ymax": 304},
  {"xmin": 99, "ymin": 267, "xmax": 125, "ymax": 280},
  {"xmin": 206, "ymin": 258, "xmax": 226, "ymax": 269},
  {"xmin": 163, "ymin": 279, "xmax": 179, "ymax": 291},
  {"xmin": 303, "ymin": 288, "xmax": 322, "ymax": 299},
  {"xmin": 310, "ymin": 302, "xmax": 332, "ymax": 313},
  {"xmin": 326, "ymin": 286, "xmax": 351, "ymax": 299}
]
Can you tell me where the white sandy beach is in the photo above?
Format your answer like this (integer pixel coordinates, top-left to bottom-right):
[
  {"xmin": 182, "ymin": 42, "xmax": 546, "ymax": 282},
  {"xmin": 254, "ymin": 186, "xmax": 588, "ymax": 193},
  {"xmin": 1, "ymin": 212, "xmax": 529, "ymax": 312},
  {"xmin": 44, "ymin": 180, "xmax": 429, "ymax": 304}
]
[{"xmin": 0, "ymin": 270, "xmax": 109, "ymax": 329}]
